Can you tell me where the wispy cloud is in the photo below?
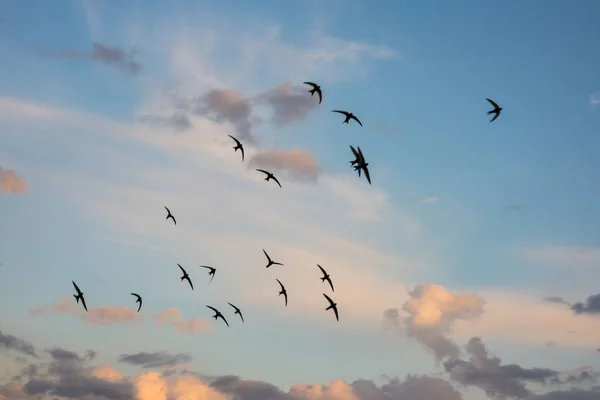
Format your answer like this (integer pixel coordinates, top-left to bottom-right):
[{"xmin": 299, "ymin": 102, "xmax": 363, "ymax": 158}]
[
  {"xmin": 249, "ymin": 147, "xmax": 322, "ymax": 182},
  {"xmin": 589, "ymin": 91, "xmax": 600, "ymax": 107},
  {"xmin": 420, "ymin": 195, "xmax": 440, "ymax": 205},
  {"xmin": 0, "ymin": 167, "xmax": 28, "ymax": 194},
  {"xmin": 118, "ymin": 351, "xmax": 192, "ymax": 369}
]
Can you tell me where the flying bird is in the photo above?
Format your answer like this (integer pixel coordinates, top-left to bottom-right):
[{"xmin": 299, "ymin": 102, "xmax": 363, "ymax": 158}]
[
  {"xmin": 164, "ymin": 206, "xmax": 176, "ymax": 225},
  {"xmin": 256, "ymin": 169, "xmax": 282, "ymax": 188},
  {"xmin": 349, "ymin": 145, "xmax": 360, "ymax": 167},
  {"xmin": 323, "ymin": 293, "xmax": 339, "ymax": 322},
  {"xmin": 199, "ymin": 265, "xmax": 216, "ymax": 284},
  {"xmin": 263, "ymin": 249, "xmax": 283, "ymax": 268},
  {"xmin": 177, "ymin": 264, "xmax": 194, "ymax": 290},
  {"xmin": 276, "ymin": 279, "xmax": 288, "ymax": 306},
  {"xmin": 317, "ymin": 264, "xmax": 335, "ymax": 292},
  {"xmin": 206, "ymin": 305, "xmax": 229, "ymax": 327},
  {"xmin": 332, "ymin": 110, "xmax": 362, "ymax": 126},
  {"xmin": 228, "ymin": 135, "xmax": 245, "ymax": 161},
  {"xmin": 486, "ymin": 98, "xmax": 503, "ymax": 122},
  {"xmin": 353, "ymin": 147, "xmax": 371, "ymax": 184},
  {"xmin": 130, "ymin": 293, "xmax": 142, "ymax": 312},
  {"xmin": 228, "ymin": 302, "xmax": 245, "ymax": 323},
  {"xmin": 303, "ymin": 81, "xmax": 323, "ymax": 104},
  {"xmin": 71, "ymin": 281, "xmax": 88, "ymax": 312}
]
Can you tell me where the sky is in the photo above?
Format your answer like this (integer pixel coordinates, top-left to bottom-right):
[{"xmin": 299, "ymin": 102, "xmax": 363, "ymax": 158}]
[{"xmin": 1, "ymin": 0, "xmax": 600, "ymax": 399}]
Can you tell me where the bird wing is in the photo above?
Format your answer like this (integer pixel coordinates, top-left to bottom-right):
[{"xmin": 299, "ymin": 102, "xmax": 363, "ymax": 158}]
[
  {"xmin": 363, "ymin": 164, "xmax": 372, "ymax": 185},
  {"xmin": 350, "ymin": 115, "xmax": 363, "ymax": 126},
  {"xmin": 333, "ymin": 306, "xmax": 339, "ymax": 321},
  {"xmin": 172, "ymin": 216, "xmax": 177, "ymax": 225},
  {"xmin": 317, "ymin": 264, "xmax": 327, "ymax": 276},
  {"xmin": 131, "ymin": 293, "xmax": 140, "ymax": 301},
  {"xmin": 357, "ymin": 147, "xmax": 366, "ymax": 164},
  {"xmin": 323, "ymin": 293, "xmax": 335, "ymax": 307},
  {"xmin": 240, "ymin": 146, "xmax": 245, "ymax": 161},
  {"xmin": 350, "ymin": 146, "xmax": 360, "ymax": 159},
  {"xmin": 263, "ymin": 249, "xmax": 271, "ymax": 262},
  {"xmin": 326, "ymin": 277, "xmax": 335, "ymax": 292},
  {"xmin": 228, "ymin": 134, "xmax": 241, "ymax": 147},
  {"xmin": 80, "ymin": 295, "xmax": 88, "ymax": 312},
  {"xmin": 486, "ymin": 98, "xmax": 500, "ymax": 109},
  {"xmin": 199, "ymin": 265, "xmax": 211, "ymax": 271},
  {"xmin": 227, "ymin": 302, "xmax": 239, "ymax": 312},
  {"xmin": 303, "ymin": 81, "xmax": 318, "ymax": 89},
  {"xmin": 72, "ymin": 281, "xmax": 81, "ymax": 295},
  {"xmin": 271, "ymin": 176, "xmax": 282, "ymax": 188},
  {"xmin": 332, "ymin": 110, "xmax": 349, "ymax": 116},
  {"xmin": 272, "ymin": 261, "xmax": 283, "ymax": 266},
  {"xmin": 219, "ymin": 314, "xmax": 230, "ymax": 327},
  {"xmin": 177, "ymin": 264, "xmax": 186, "ymax": 274},
  {"xmin": 284, "ymin": 292, "xmax": 288, "ymax": 306},
  {"xmin": 206, "ymin": 305, "xmax": 218, "ymax": 313},
  {"xmin": 186, "ymin": 276, "xmax": 194, "ymax": 290},
  {"xmin": 239, "ymin": 311, "xmax": 245, "ymax": 323},
  {"xmin": 489, "ymin": 113, "xmax": 499, "ymax": 122},
  {"xmin": 256, "ymin": 169, "xmax": 270, "ymax": 176},
  {"xmin": 164, "ymin": 206, "xmax": 170, "ymax": 214},
  {"xmin": 276, "ymin": 279, "xmax": 285, "ymax": 291},
  {"xmin": 316, "ymin": 89, "xmax": 322, "ymax": 104}
]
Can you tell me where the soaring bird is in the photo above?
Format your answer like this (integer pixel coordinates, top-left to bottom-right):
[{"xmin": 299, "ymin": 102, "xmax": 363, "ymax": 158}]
[
  {"xmin": 199, "ymin": 265, "xmax": 216, "ymax": 284},
  {"xmin": 303, "ymin": 81, "xmax": 323, "ymax": 104},
  {"xmin": 164, "ymin": 206, "xmax": 176, "ymax": 225},
  {"xmin": 206, "ymin": 305, "xmax": 229, "ymax": 327},
  {"xmin": 276, "ymin": 279, "xmax": 288, "ymax": 306},
  {"xmin": 228, "ymin": 302, "xmax": 245, "ymax": 323},
  {"xmin": 131, "ymin": 293, "xmax": 142, "ymax": 312},
  {"xmin": 323, "ymin": 293, "xmax": 339, "ymax": 322},
  {"xmin": 332, "ymin": 110, "xmax": 362, "ymax": 126},
  {"xmin": 256, "ymin": 169, "xmax": 282, "ymax": 188},
  {"xmin": 72, "ymin": 281, "xmax": 88, "ymax": 312},
  {"xmin": 317, "ymin": 264, "xmax": 335, "ymax": 292},
  {"xmin": 349, "ymin": 145, "xmax": 363, "ymax": 177},
  {"xmin": 228, "ymin": 135, "xmax": 245, "ymax": 161},
  {"xmin": 177, "ymin": 264, "xmax": 194, "ymax": 290},
  {"xmin": 486, "ymin": 98, "xmax": 503, "ymax": 122},
  {"xmin": 352, "ymin": 147, "xmax": 371, "ymax": 185},
  {"xmin": 263, "ymin": 249, "xmax": 283, "ymax": 268}
]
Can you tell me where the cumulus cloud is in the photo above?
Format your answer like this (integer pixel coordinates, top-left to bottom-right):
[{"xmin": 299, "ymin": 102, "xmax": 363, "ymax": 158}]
[
  {"xmin": 249, "ymin": 147, "xmax": 322, "ymax": 182},
  {"xmin": 253, "ymin": 81, "xmax": 320, "ymax": 126},
  {"xmin": 0, "ymin": 167, "xmax": 28, "ymax": 194},
  {"xmin": 118, "ymin": 351, "xmax": 192, "ymax": 369}
]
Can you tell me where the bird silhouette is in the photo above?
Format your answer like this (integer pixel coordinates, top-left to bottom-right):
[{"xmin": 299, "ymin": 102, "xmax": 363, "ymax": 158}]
[
  {"xmin": 353, "ymin": 147, "xmax": 371, "ymax": 185},
  {"xmin": 164, "ymin": 206, "xmax": 176, "ymax": 225},
  {"xmin": 332, "ymin": 110, "xmax": 362, "ymax": 126},
  {"xmin": 206, "ymin": 305, "xmax": 229, "ymax": 327},
  {"xmin": 256, "ymin": 169, "xmax": 282, "ymax": 188},
  {"xmin": 131, "ymin": 293, "xmax": 142, "ymax": 312},
  {"xmin": 486, "ymin": 98, "xmax": 502, "ymax": 122},
  {"xmin": 276, "ymin": 279, "xmax": 288, "ymax": 306},
  {"xmin": 228, "ymin": 302, "xmax": 245, "ymax": 323},
  {"xmin": 317, "ymin": 264, "xmax": 335, "ymax": 292},
  {"xmin": 198, "ymin": 265, "xmax": 216, "ymax": 284},
  {"xmin": 228, "ymin": 135, "xmax": 245, "ymax": 161},
  {"xmin": 72, "ymin": 281, "xmax": 88, "ymax": 312},
  {"xmin": 349, "ymin": 145, "xmax": 362, "ymax": 177},
  {"xmin": 263, "ymin": 249, "xmax": 283, "ymax": 268},
  {"xmin": 303, "ymin": 81, "xmax": 323, "ymax": 104},
  {"xmin": 323, "ymin": 293, "xmax": 339, "ymax": 322},
  {"xmin": 177, "ymin": 264, "xmax": 194, "ymax": 290}
]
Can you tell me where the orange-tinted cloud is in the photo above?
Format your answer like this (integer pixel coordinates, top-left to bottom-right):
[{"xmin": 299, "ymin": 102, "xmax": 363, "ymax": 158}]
[{"xmin": 0, "ymin": 167, "xmax": 28, "ymax": 194}]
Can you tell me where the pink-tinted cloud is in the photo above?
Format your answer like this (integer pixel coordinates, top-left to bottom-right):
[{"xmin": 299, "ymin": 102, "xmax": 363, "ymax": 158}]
[
  {"xmin": 249, "ymin": 147, "xmax": 322, "ymax": 182},
  {"xmin": 0, "ymin": 167, "xmax": 28, "ymax": 194}
]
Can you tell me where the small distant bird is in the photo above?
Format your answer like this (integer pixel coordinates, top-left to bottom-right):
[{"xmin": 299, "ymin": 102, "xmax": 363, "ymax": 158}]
[
  {"xmin": 131, "ymin": 293, "xmax": 142, "ymax": 312},
  {"xmin": 164, "ymin": 206, "xmax": 176, "ymax": 225},
  {"xmin": 228, "ymin": 135, "xmax": 245, "ymax": 161},
  {"xmin": 317, "ymin": 264, "xmax": 335, "ymax": 292},
  {"xmin": 228, "ymin": 302, "xmax": 245, "ymax": 323},
  {"xmin": 332, "ymin": 110, "xmax": 362, "ymax": 126},
  {"xmin": 353, "ymin": 147, "xmax": 371, "ymax": 185},
  {"xmin": 486, "ymin": 98, "xmax": 502, "ymax": 122},
  {"xmin": 323, "ymin": 293, "xmax": 339, "ymax": 322},
  {"xmin": 72, "ymin": 281, "xmax": 88, "ymax": 312},
  {"xmin": 177, "ymin": 264, "xmax": 194, "ymax": 290},
  {"xmin": 206, "ymin": 305, "xmax": 229, "ymax": 327},
  {"xmin": 198, "ymin": 265, "xmax": 216, "ymax": 284},
  {"xmin": 276, "ymin": 279, "xmax": 288, "ymax": 306},
  {"xmin": 256, "ymin": 169, "xmax": 282, "ymax": 188},
  {"xmin": 303, "ymin": 81, "xmax": 323, "ymax": 104},
  {"xmin": 263, "ymin": 249, "xmax": 283, "ymax": 268}
]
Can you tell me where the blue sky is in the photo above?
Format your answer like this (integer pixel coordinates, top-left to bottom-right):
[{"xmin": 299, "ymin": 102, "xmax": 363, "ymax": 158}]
[{"xmin": 1, "ymin": 1, "xmax": 600, "ymax": 399}]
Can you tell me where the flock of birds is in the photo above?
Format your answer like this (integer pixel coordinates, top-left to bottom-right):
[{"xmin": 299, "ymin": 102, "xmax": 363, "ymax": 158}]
[{"xmin": 69, "ymin": 82, "xmax": 503, "ymax": 327}]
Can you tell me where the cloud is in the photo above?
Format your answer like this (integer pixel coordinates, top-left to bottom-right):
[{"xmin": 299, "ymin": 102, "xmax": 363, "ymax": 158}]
[
  {"xmin": 420, "ymin": 196, "xmax": 440, "ymax": 205},
  {"xmin": 589, "ymin": 91, "xmax": 600, "ymax": 107},
  {"xmin": 547, "ymin": 292, "xmax": 600, "ymax": 315},
  {"xmin": 253, "ymin": 81, "xmax": 320, "ymax": 127},
  {"xmin": 524, "ymin": 247, "xmax": 600, "ymax": 268},
  {"xmin": 249, "ymin": 147, "xmax": 322, "ymax": 182},
  {"xmin": 150, "ymin": 308, "xmax": 213, "ymax": 334},
  {"xmin": 0, "ymin": 326, "xmax": 37, "ymax": 358},
  {"xmin": 118, "ymin": 352, "xmax": 192, "ymax": 369},
  {"xmin": 0, "ymin": 167, "xmax": 28, "ymax": 194}
]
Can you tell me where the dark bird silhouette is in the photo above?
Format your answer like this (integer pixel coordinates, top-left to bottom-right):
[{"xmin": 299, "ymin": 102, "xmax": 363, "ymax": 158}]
[
  {"xmin": 349, "ymin": 145, "xmax": 360, "ymax": 167},
  {"xmin": 256, "ymin": 169, "xmax": 282, "ymax": 188},
  {"xmin": 72, "ymin": 281, "xmax": 88, "ymax": 312},
  {"xmin": 206, "ymin": 305, "xmax": 229, "ymax": 327},
  {"xmin": 486, "ymin": 98, "xmax": 503, "ymax": 122},
  {"xmin": 228, "ymin": 302, "xmax": 245, "ymax": 323},
  {"xmin": 323, "ymin": 293, "xmax": 339, "ymax": 322},
  {"xmin": 131, "ymin": 293, "xmax": 142, "ymax": 312},
  {"xmin": 263, "ymin": 249, "xmax": 283, "ymax": 268},
  {"xmin": 228, "ymin": 135, "xmax": 245, "ymax": 161},
  {"xmin": 332, "ymin": 110, "xmax": 362, "ymax": 126},
  {"xmin": 276, "ymin": 279, "xmax": 288, "ymax": 306},
  {"xmin": 353, "ymin": 147, "xmax": 371, "ymax": 184},
  {"xmin": 317, "ymin": 264, "xmax": 335, "ymax": 292},
  {"xmin": 177, "ymin": 264, "xmax": 194, "ymax": 290},
  {"xmin": 198, "ymin": 265, "xmax": 216, "ymax": 284},
  {"xmin": 303, "ymin": 81, "xmax": 323, "ymax": 104},
  {"xmin": 164, "ymin": 206, "xmax": 176, "ymax": 225}
]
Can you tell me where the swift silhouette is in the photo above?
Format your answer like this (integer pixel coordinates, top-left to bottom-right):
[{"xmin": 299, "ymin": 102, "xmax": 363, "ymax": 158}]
[
  {"xmin": 164, "ymin": 206, "xmax": 176, "ymax": 225},
  {"xmin": 131, "ymin": 293, "xmax": 142, "ymax": 312},
  {"xmin": 263, "ymin": 249, "xmax": 283, "ymax": 268},
  {"xmin": 228, "ymin": 302, "xmax": 245, "ymax": 323},
  {"xmin": 303, "ymin": 81, "xmax": 323, "ymax": 104},
  {"xmin": 177, "ymin": 264, "xmax": 194, "ymax": 290},
  {"xmin": 349, "ymin": 145, "xmax": 363, "ymax": 177},
  {"xmin": 353, "ymin": 147, "xmax": 371, "ymax": 185},
  {"xmin": 323, "ymin": 293, "xmax": 339, "ymax": 322},
  {"xmin": 332, "ymin": 110, "xmax": 362, "ymax": 126},
  {"xmin": 199, "ymin": 265, "xmax": 216, "ymax": 284},
  {"xmin": 486, "ymin": 98, "xmax": 503, "ymax": 122},
  {"xmin": 228, "ymin": 135, "xmax": 245, "ymax": 161},
  {"xmin": 276, "ymin": 279, "xmax": 288, "ymax": 306},
  {"xmin": 317, "ymin": 264, "xmax": 335, "ymax": 292},
  {"xmin": 72, "ymin": 281, "xmax": 88, "ymax": 312},
  {"xmin": 256, "ymin": 169, "xmax": 282, "ymax": 188},
  {"xmin": 206, "ymin": 305, "xmax": 229, "ymax": 327}
]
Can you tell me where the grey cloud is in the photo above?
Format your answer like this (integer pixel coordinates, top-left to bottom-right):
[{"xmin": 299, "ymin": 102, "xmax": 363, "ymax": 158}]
[
  {"xmin": 528, "ymin": 388, "xmax": 600, "ymax": 400},
  {"xmin": 571, "ymin": 293, "xmax": 600, "ymax": 315},
  {"xmin": 544, "ymin": 296, "xmax": 571, "ymax": 306},
  {"xmin": 249, "ymin": 147, "xmax": 322, "ymax": 182},
  {"xmin": 118, "ymin": 351, "xmax": 192, "ymax": 368},
  {"xmin": 0, "ymin": 326, "xmax": 37, "ymax": 357},
  {"xmin": 253, "ymin": 81, "xmax": 320, "ymax": 127}
]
